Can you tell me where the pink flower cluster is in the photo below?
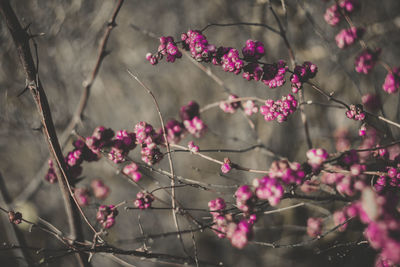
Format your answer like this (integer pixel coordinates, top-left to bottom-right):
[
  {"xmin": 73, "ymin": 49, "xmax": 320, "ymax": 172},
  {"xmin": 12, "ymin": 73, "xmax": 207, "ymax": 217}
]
[
  {"xmin": 45, "ymin": 159, "xmax": 57, "ymax": 183},
  {"xmin": 324, "ymin": 0, "xmax": 359, "ymax": 26},
  {"xmin": 235, "ymin": 185, "xmax": 256, "ymax": 213},
  {"xmin": 346, "ymin": 104, "xmax": 365, "ymax": 121},
  {"xmin": 243, "ymin": 100, "xmax": 259, "ymax": 116},
  {"xmin": 306, "ymin": 148, "xmax": 329, "ymax": 171},
  {"xmin": 242, "ymin": 63, "xmax": 263, "ymax": 81},
  {"xmin": 123, "ymin": 162, "xmax": 142, "ymax": 182},
  {"xmin": 269, "ymin": 160, "xmax": 306, "ymax": 185},
  {"xmin": 221, "ymin": 48, "xmax": 244, "ymax": 74},
  {"xmin": 8, "ymin": 211, "xmax": 22, "ymax": 225},
  {"xmin": 307, "ymin": 217, "xmax": 323, "ymax": 237},
  {"xmin": 148, "ymin": 32, "xmax": 292, "ymax": 89},
  {"xmin": 382, "ymin": 68, "xmax": 400, "ymax": 94},
  {"xmin": 221, "ymin": 158, "xmax": 232, "ymax": 174},
  {"xmin": 253, "ymin": 176, "xmax": 284, "ymax": 206},
  {"xmin": 335, "ymin": 27, "xmax": 364, "ymax": 49},
  {"xmin": 208, "ymin": 197, "xmax": 257, "ymax": 249},
  {"xmin": 108, "ymin": 130, "xmax": 137, "ymax": 163},
  {"xmin": 260, "ymin": 94, "xmax": 298, "ymax": 123},
  {"xmin": 134, "ymin": 191, "xmax": 155, "ymax": 209},
  {"xmin": 375, "ymin": 166, "xmax": 400, "ymax": 192},
  {"xmin": 188, "ymin": 141, "xmax": 199, "ymax": 153},
  {"xmin": 322, "ymin": 164, "xmax": 367, "ymax": 196},
  {"xmin": 96, "ymin": 205, "xmax": 118, "ymax": 229},
  {"xmin": 355, "ymin": 48, "xmax": 381, "ymax": 74},
  {"xmin": 262, "ymin": 60, "xmax": 288, "ymax": 89},
  {"xmin": 242, "ymin": 39, "xmax": 265, "ymax": 61},
  {"xmin": 74, "ymin": 188, "xmax": 90, "ymax": 206},
  {"xmin": 146, "ymin": 36, "xmax": 182, "ymax": 65},
  {"xmin": 158, "ymin": 119, "xmax": 186, "ymax": 144},
  {"xmin": 332, "ymin": 191, "xmax": 400, "ymax": 265},
  {"xmin": 181, "ymin": 30, "xmax": 216, "ymax": 62},
  {"xmin": 74, "ymin": 179, "xmax": 110, "ymax": 207},
  {"xmin": 134, "ymin": 122, "xmax": 163, "ymax": 165},
  {"xmin": 91, "ymin": 179, "xmax": 110, "ymax": 199},
  {"xmin": 290, "ymin": 61, "xmax": 318, "ymax": 93},
  {"xmin": 362, "ymin": 93, "xmax": 381, "ymax": 111},
  {"xmin": 219, "ymin": 94, "xmax": 241, "ymax": 114},
  {"xmin": 180, "ymin": 101, "xmax": 207, "ymax": 138}
]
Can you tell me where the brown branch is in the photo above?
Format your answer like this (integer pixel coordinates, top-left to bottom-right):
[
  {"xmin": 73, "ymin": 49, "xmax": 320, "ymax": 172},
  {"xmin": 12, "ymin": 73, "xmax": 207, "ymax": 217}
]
[
  {"xmin": 13, "ymin": 0, "xmax": 125, "ymax": 206},
  {"xmin": 0, "ymin": 173, "xmax": 35, "ymax": 266},
  {"xmin": 0, "ymin": 1, "xmax": 89, "ymax": 265}
]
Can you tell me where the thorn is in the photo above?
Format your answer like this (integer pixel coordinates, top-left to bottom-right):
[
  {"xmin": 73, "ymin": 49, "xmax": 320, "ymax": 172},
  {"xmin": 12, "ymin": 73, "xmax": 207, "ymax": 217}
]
[
  {"xmin": 22, "ymin": 23, "xmax": 32, "ymax": 32},
  {"xmin": 32, "ymin": 124, "xmax": 43, "ymax": 132},
  {"xmin": 102, "ymin": 50, "xmax": 111, "ymax": 57},
  {"xmin": 17, "ymin": 86, "xmax": 29, "ymax": 97},
  {"xmin": 28, "ymin": 32, "xmax": 45, "ymax": 39}
]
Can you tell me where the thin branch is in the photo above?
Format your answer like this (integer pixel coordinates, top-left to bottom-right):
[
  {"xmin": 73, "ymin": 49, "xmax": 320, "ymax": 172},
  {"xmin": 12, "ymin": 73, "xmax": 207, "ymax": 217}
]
[
  {"xmin": 200, "ymin": 22, "xmax": 280, "ymax": 35},
  {"xmin": 126, "ymin": 70, "xmax": 189, "ymax": 256}
]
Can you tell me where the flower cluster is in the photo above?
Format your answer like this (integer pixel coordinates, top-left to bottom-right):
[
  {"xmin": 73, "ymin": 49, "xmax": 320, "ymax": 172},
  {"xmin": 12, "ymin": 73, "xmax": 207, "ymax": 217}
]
[
  {"xmin": 158, "ymin": 119, "xmax": 186, "ymax": 144},
  {"xmin": 146, "ymin": 36, "xmax": 182, "ymax": 65},
  {"xmin": 181, "ymin": 30, "xmax": 216, "ymax": 62},
  {"xmin": 180, "ymin": 101, "xmax": 207, "ymax": 138},
  {"xmin": 208, "ymin": 197, "xmax": 257, "ymax": 249},
  {"xmin": 335, "ymin": 27, "xmax": 364, "ymax": 49},
  {"xmin": 375, "ymin": 166, "xmax": 400, "ymax": 192},
  {"xmin": 96, "ymin": 205, "xmax": 118, "ymax": 229},
  {"xmin": 355, "ymin": 48, "xmax": 381, "ymax": 74},
  {"xmin": 253, "ymin": 176, "xmax": 284, "ymax": 206},
  {"xmin": 324, "ymin": 0, "xmax": 359, "ymax": 26},
  {"xmin": 123, "ymin": 162, "xmax": 142, "ymax": 182},
  {"xmin": 134, "ymin": 122, "xmax": 163, "ymax": 165},
  {"xmin": 134, "ymin": 191, "xmax": 155, "ymax": 209},
  {"xmin": 148, "ymin": 32, "xmax": 292, "ymax": 89},
  {"xmin": 260, "ymin": 94, "xmax": 298, "ymax": 123},
  {"xmin": 290, "ymin": 61, "xmax": 318, "ymax": 93},
  {"xmin": 8, "ymin": 211, "xmax": 22, "ymax": 225},
  {"xmin": 269, "ymin": 160, "xmax": 306, "ymax": 185},
  {"xmin": 74, "ymin": 187, "xmax": 90, "ymax": 206},
  {"xmin": 307, "ymin": 217, "xmax": 323, "ymax": 237},
  {"xmin": 219, "ymin": 94, "xmax": 241, "ymax": 114},
  {"xmin": 221, "ymin": 158, "xmax": 232, "ymax": 174},
  {"xmin": 306, "ymin": 148, "xmax": 329, "ymax": 172},
  {"xmin": 188, "ymin": 141, "xmax": 199, "ymax": 153},
  {"xmin": 361, "ymin": 93, "xmax": 381, "ymax": 111},
  {"xmin": 345, "ymin": 104, "xmax": 366, "ymax": 121},
  {"xmin": 242, "ymin": 39, "xmax": 265, "ymax": 61},
  {"xmin": 322, "ymin": 161, "xmax": 367, "ymax": 197},
  {"xmin": 262, "ymin": 60, "xmax": 288, "ymax": 89},
  {"xmin": 382, "ymin": 67, "xmax": 400, "ymax": 94},
  {"xmin": 91, "ymin": 179, "xmax": 110, "ymax": 199},
  {"xmin": 243, "ymin": 100, "xmax": 259, "ymax": 116},
  {"xmin": 221, "ymin": 48, "xmax": 244, "ymax": 74},
  {"xmin": 74, "ymin": 179, "xmax": 110, "ymax": 207}
]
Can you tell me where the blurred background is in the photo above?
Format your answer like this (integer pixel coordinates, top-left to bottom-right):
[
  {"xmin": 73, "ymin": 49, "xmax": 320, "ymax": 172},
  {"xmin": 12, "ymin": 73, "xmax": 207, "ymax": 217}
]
[{"xmin": 1, "ymin": 0, "xmax": 400, "ymax": 266}]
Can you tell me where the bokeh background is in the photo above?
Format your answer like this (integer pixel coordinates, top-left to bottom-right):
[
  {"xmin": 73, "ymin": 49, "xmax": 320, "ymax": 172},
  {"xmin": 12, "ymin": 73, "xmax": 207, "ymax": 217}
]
[{"xmin": 1, "ymin": 0, "xmax": 400, "ymax": 266}]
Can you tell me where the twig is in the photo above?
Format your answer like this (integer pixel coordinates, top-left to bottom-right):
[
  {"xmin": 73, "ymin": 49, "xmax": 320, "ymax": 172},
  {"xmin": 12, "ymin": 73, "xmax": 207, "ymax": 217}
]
[
  {"xmin": 200, "ymin": 22, "xmax": 280, "ymax": 35},
  {"xmin": 127, "ymin": 70, "xmax": 189, "ymax": 256},
  {"xmin": 252, "ymin": 217, "xmax": 353, "ymax": 248}
]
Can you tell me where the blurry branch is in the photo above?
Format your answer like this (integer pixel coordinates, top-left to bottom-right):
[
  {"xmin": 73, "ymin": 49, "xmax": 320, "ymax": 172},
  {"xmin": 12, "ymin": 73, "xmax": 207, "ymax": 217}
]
[
  {"xmin": 61, "ymin": 0, "xmax": 125, "ymax": 144},
  {"xmin": 0, "ymin": 1, "xmax": 89, "ymax": 266},
  {"xmin": 13, "ymin": 0, "xmax": 125, "ymax": 207},
  {"xmin": 268, "ymin": 0, "xmax": 312, "ymax": 149},
  {"xmin": 0, "ymin": 244, "xmax": 223, "ymax": 267},
  {"xmin": 0, "ymin": 173, "xmax": 34, "ymax": 266},
  {"xmin": 252, "ymin": 217, "xmax": 354, "ymax": 248},
  {"xmin": 127, "ymin": 70, "xmax": 190, "ymax": 256},
  {"xmin": 200, "ymin": 22, "xmax": 280, "ymax": 35}
]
